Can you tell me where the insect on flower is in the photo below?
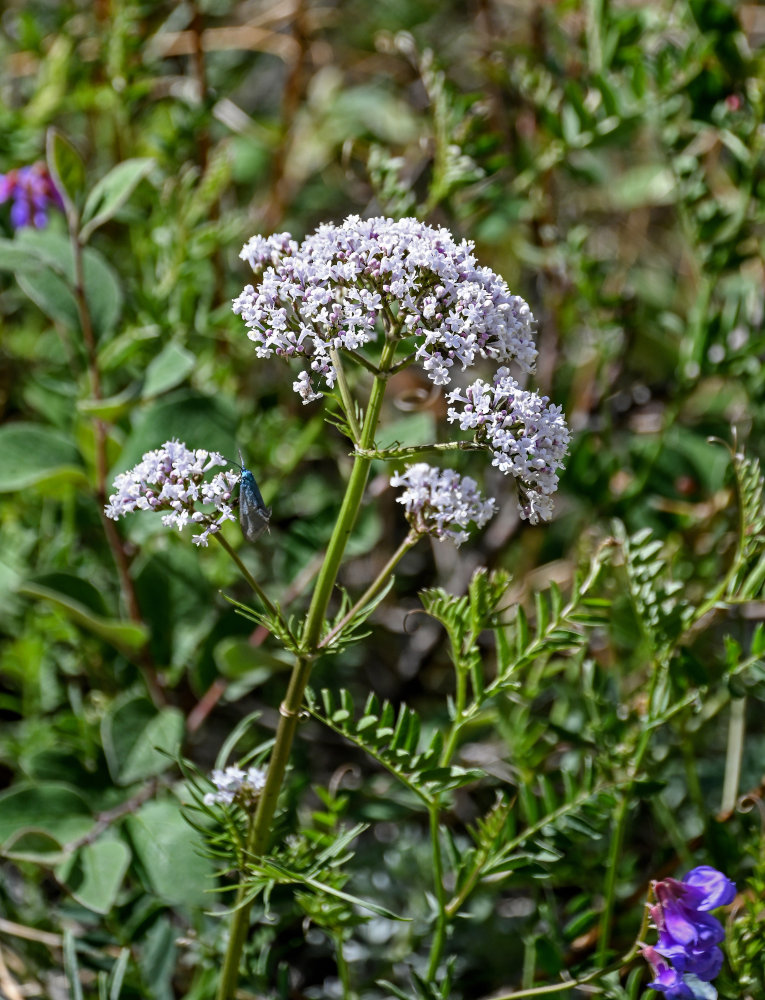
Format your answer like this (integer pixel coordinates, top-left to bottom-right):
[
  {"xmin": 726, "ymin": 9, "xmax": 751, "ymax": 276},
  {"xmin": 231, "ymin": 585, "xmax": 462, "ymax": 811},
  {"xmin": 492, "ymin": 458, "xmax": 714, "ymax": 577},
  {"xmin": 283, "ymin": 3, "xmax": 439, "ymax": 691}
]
[{"xmin": 237, "ymin": 450, "xmax": 271, "ymax": 542}]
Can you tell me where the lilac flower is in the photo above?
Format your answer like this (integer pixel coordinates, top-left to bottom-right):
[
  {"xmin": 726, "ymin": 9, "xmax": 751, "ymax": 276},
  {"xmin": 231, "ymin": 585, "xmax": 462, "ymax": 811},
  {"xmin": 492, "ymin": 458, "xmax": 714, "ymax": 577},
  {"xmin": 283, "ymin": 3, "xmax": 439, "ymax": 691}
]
[
  {"xmin": 642, "ymin": 948, "xmax": 695, "ymax": 999},
  {"xmin": 390, "ymin": 463, "xmax": 496, "ymax": 546},
  {"xmin": 104, "ymin": 440, "xmax": 239, "ymax": 547},
  {"xmin": 0, "ymin": 163, "xmax": 64, "ymax": 229},
  {"xmin": 233, "ymin": 215, "xmax": 537, "ymax": 404},
  {"xmin": 446, "ymin": 367, "xmax": 570, "ymax": 522},
  {"xmin": 203, "ymin": 765, "xmax": 267, "ymax": 807},
  {"xmin": 643, "ymin": 866, "xmax": 735, "ymax": 997}
]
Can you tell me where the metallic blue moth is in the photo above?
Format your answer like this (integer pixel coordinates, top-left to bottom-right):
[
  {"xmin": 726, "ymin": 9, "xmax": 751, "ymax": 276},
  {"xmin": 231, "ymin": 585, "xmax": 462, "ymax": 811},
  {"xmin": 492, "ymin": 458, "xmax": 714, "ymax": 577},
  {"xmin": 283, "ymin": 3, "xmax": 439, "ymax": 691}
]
[{"xmin": 237, "ymin": 450, "xmax": 271, "ymax": 542}]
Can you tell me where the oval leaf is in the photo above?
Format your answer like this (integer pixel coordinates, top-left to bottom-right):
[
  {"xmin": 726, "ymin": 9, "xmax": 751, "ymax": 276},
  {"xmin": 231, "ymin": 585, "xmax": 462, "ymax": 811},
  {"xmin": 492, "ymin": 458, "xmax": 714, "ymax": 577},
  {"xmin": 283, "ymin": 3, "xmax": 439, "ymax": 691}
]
[
  {"xmin": 81, "ymin": 158, "xmax": 154, "ymax": 241},
  {"xmin": 102, "ymin": 693, "xmax": 184, "ymax": 785},
  {"xmin": 57, "ymin": 837, "xmax": 131, "ymax": 914},
  {"xmin": 0, "ymin": 423, "xmax": 85, "ymax": 492}
]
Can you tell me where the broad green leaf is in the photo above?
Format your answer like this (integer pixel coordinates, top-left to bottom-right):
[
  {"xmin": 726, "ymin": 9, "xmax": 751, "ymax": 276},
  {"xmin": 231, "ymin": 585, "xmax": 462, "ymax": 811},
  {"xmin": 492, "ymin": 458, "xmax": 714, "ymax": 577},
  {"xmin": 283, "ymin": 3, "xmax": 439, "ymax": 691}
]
[
  {"xmin": 46, "ymin": 128, "xmax": 86, "ymax": 214},
  {"xmin": 0, "ymin": 423, "xmax": 86, "ymax": 492},
  {"xmin": 127, "ymin": 799, "xmax": 214, "ymax": 906},
  {"xmin": 213, "ymin": 636, "xmax": 290, "ymax": 679},
  {"xmin": 133, "ymin": 546, "xmax": 214, "ymax": 669},
  {"xmin": 13, "ymin": 230, "xmax": 122, "ymax": 337},
  {"xmin": 0, "ymin": 237, "xmax": 67, "ymax": 274},
  {"xmin": 18, "ymin": 580, "xmax": 148, "ymax": 652},
  {"xmin": 78, "ymin": 383, "xmax": 141, "ymax": 421},
  {"xmin": 102, "ymin": 693, "xmax": 184, "ymax": 785},
  {"xmin": 0, "ymin": 783, "xmax": 93, "ymax": 846},
  {"xmin": 57, "ymin": 836, "xmax": 131, "ymax": 914},
  {"xmin": 142, "ymin": 342, "xmax": 196, "ymax": 399},
  {"xmin": 81, "ymin": 158, "xmax": 154, "ymax": 241},
  {"xmin": 2, "ymin": 829, "xmax": 67, "ymax": 864},
  {"xmin": 17, "ymin": 266, "xmax": 80, "ymax": 329}
]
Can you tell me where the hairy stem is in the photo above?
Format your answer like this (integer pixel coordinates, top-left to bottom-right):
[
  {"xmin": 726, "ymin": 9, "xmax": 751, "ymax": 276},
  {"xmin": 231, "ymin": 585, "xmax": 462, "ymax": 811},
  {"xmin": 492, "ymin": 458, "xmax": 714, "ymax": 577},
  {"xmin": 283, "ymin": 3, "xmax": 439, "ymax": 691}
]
[{"xmin": 216, "ymin": 337, "xmax": 397, "ymax": 1000}]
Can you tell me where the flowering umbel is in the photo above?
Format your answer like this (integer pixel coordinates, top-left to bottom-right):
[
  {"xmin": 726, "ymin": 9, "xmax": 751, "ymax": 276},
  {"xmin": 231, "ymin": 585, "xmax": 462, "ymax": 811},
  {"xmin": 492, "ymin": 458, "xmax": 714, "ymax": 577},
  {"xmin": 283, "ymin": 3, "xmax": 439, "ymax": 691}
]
[
  {"xmin": 105, "ymin": 440, "xmax": 239, "ymax": 546},
  {"xmin": 642, "ymin": 866, "xmax": 736, "ymax": 999},
  {"xmin": 0, "ymin": 163, "xmax": 63, "ymax": 229},
  {"xmin": 233, "ymin": 215, "xmax": 537, "ymax": 403},
  {"xmin": 391, "ymin": 463, "xmax": 496, "ymax": 545},
  {"xmin": 234, "ymin": 214, "xmax": 571, "ymax": 528}
]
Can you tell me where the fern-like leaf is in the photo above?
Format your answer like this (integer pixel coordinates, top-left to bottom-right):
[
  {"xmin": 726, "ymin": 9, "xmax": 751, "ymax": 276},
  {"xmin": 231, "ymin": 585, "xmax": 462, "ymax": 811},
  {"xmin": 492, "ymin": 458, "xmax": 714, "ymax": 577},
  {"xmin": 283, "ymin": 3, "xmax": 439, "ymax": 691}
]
[{"xmin": 306, "ymin": 688, "xmax": 484, "ymax": 806}]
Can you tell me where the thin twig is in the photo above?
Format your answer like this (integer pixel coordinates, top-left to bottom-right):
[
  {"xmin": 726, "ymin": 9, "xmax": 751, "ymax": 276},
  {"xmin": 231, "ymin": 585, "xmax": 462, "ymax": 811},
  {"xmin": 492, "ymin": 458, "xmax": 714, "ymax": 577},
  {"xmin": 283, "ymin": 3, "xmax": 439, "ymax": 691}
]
[{"xmin": 63, "ymin": 779, "xmax": 161, "ymax": 853}]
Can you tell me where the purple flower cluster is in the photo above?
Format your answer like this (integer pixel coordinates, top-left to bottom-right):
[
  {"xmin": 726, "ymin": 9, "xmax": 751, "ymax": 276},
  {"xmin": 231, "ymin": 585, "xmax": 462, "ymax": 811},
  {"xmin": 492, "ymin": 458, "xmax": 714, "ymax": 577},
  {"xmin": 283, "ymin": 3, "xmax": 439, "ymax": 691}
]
[
  {"xmin": 642, "ymin": 866, "xmax": 736, "ymax": 999},
  {"xmin": 203, "ymin": 765, "xmax": 267, "ymax": 808},
  {"xmin": 233, "ymin": 215, "xmax": 538, "ymax": 403},
  {"xmin": 104, "ymin": 440, "xmax": 240, "ymax": 547},
  {"xmin": 390, "ymin": 463, "xmax": 496, "ymax": 546},
  {"xmin": 446, "ymin": 367, "xmax": 570, "ymax": 522},
  {"xmin": 0, "ymin": 163, "xmax": 63, "ymax": 229}
]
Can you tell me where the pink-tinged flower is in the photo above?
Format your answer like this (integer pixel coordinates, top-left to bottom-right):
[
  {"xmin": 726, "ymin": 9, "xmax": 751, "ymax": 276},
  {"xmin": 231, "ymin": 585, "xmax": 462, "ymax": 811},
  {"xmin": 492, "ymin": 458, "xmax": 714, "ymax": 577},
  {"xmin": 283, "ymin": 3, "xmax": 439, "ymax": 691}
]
[
  {"xmin": 233, "ymin": 215, "xmax": 537, "ymax": 403},
  {"xmin": 105, "ymin": 439, "xmax": 239, "ymax": 547},
  {"xmin": 642, "ymin": 948, "xmax": 695, "ymax": 999},
  {"xmin": 390, "ymin": 463, "xmax": 496, "ymax": 546},
  {"xmin": 446, "ymin": 367, "xmax": 570, "ymax": 522},
  {"xmin": 0, "ymin": 163, "xmax": 64, "ymax": 229}
]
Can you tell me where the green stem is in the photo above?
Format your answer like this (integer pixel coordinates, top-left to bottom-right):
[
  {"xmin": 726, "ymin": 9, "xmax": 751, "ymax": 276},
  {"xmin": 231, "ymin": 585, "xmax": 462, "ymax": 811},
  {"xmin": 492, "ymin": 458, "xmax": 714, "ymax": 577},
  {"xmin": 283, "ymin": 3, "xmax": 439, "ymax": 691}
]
[
  {"xmin": 426, "ymin": 805, "xmax": 448, "ymax": 981},
  {"xmin": 213, "ymin": 533, "xmax": 284, "ymax": 627},
  {"xmin": 333, "ymin": 932, "xmax": 354, "ymax": 1000},
  {"xmin": 440, "ymin": 662, "xmax": 468, "ymax": 767},
  {"xmin": 596, "ymin": 658, "xmax": 665, "ymax": 965},
  {"xmin": 329, "ymin": 347, "xmax": 362, "ymax": 443},
  {"xmin": 721, "ymin": 695, "xmax": 746, "ymax": 815},
  {"xmin": 356, "ymin": 440, "xmax": 485, "ymax": 461},
  {"xmin": 216, "ymin": 337, "xmax": 397, "ymax": 1000},
  {"xmin": 319, "ymin": 531, "xmax": 418, "ymax": 650}
]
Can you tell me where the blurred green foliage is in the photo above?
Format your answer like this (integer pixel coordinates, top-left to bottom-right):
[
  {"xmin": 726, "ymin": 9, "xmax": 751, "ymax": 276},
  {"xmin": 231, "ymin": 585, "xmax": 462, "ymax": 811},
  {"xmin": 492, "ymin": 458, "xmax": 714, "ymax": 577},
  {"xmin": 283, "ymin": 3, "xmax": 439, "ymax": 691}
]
[{"xmin": 1, "ymin": 1, "xmax": 764, "ymax": 998}]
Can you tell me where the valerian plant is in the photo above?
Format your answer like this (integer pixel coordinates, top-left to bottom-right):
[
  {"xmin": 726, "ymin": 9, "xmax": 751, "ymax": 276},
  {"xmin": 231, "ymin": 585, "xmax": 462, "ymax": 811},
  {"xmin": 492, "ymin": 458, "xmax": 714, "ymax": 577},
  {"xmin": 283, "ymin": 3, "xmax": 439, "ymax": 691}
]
[{"xmin": 101, "ymin": 216, "xmax": 762, "ymax": 1000}]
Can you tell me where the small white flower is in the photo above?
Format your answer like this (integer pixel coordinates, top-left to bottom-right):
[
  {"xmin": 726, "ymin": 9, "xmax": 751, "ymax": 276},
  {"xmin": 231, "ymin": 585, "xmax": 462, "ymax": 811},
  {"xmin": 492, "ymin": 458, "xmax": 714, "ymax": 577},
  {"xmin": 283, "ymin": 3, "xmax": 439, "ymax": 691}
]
[
  {"xmin": 233, "ymin": 215, "xmax": 538, "ymax": 403},
  {"xmin": 105, "ymin": 440, "xmax": 239, "ymax": 546},
  {"xmin": 390, "ymin": 463, "xmax": 496, "ymax": 546},
  {"xmin": 446, "ymin": 367, "xmax": 570, "ymax": 521},
  {"xmin": 203, "ymin": 765, "xmax": 268, "ymax": 807}
]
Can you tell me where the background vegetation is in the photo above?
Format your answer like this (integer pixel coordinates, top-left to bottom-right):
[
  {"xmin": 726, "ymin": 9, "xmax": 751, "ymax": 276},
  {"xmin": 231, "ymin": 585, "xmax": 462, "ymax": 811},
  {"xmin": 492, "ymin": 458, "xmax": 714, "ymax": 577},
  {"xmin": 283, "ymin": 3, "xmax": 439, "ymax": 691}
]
[{"xmin": 0, "ymin": 2, "xmax": 763, "ymax": 999}]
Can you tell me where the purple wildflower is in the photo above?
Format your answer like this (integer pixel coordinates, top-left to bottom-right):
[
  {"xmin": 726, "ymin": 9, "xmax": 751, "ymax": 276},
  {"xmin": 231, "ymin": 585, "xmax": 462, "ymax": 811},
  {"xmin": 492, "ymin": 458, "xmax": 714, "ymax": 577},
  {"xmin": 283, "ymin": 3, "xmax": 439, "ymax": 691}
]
[
  {"xmin": 643, "ymin": 866, "xmax": 735, "ymax": 997},
  {"xmin": 104, "ymin": 439, "xmax": 240, "ymax": 547},
  {"xmin": 233, "ymin": 215, "xmax": 538, "ymax": 404},
  {"xmin": 0, "ymin": 163, "xmax": 64, "ymax": 229},
  {"xmin": 642, "ymin": 948, "xmax": 695, "ymax": 999},
  {"xmin": 390, "ymin": 463, "xmax": 496, "ymax": 546}
]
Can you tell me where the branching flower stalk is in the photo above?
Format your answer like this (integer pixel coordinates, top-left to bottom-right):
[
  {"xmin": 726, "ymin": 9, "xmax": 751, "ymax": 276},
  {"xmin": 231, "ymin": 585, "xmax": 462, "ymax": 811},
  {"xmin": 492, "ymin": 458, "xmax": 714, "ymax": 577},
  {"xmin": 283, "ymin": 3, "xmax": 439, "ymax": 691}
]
[
  {"xmin": 107, "ymin": 215, "xmax": 571, "ymax": 999},
  {"xmin": 216, "ymin": 334, "xmax": 399, "ymax": 1000}
]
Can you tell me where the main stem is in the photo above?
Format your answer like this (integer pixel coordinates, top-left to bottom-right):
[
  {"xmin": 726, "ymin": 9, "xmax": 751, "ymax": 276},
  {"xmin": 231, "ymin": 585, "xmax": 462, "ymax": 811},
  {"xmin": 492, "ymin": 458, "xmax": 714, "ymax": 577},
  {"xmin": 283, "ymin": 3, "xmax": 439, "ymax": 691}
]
[{"xmin": 216, "ymin": 339, "xmax": 397, "ymax": 1000}]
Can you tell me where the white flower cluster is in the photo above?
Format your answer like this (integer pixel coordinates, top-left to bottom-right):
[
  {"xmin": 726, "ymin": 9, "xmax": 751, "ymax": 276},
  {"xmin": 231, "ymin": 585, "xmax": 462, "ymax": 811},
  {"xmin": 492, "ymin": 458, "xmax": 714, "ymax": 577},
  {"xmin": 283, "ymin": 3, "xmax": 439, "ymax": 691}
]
[
  {"xmin": 203, "ymin": 765, "xmax": 267, "ymax": 807},
  {"xmin": 390, "ymin": 463, "xmax": 497, "ymax": 546},
  {"xmin": 446, "ymin": 367, "xmax": 570, "ymax": 523},
  {"xmin": 233, "ymin": 215, "xmax": 537, "ymax": 404},
  {"xmin": 104, "ymin": 440, "xmax": 239, "ymax": 547}
]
